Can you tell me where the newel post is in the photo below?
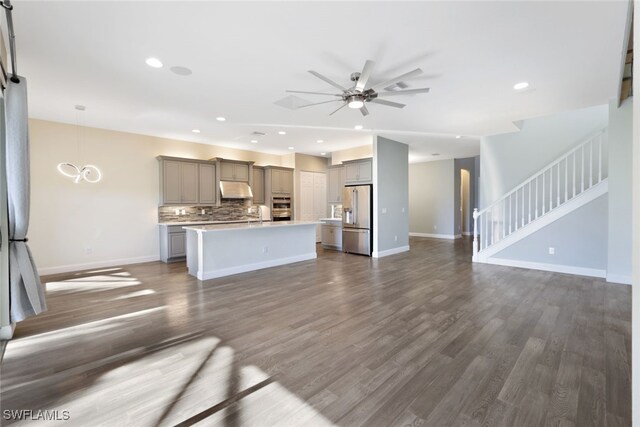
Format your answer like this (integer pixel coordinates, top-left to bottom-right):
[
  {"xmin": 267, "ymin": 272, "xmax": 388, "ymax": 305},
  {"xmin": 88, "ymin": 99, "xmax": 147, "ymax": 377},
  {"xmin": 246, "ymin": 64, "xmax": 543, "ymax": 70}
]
[{"xmin": 472, "ymin": 208, "xmax": 479, "ymax": 260}]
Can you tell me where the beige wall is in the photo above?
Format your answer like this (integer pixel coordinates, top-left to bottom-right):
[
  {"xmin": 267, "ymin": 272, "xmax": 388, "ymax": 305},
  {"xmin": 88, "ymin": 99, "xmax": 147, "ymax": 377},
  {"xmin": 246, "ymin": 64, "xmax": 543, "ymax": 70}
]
[
  {"xmin": 330, "ymin": 143, "xmax": 373, "ymax": 165},
  {"xmin": 29, "ymin": 119, "xmax": 287, "ymax": 274}
]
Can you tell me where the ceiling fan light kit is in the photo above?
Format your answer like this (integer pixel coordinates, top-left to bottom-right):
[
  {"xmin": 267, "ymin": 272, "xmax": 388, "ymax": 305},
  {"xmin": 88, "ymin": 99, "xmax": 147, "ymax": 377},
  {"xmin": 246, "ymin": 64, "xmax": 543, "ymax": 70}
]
[{"xmin": 286, "ymin": 59, "xmax": 430, "ymax": 117}]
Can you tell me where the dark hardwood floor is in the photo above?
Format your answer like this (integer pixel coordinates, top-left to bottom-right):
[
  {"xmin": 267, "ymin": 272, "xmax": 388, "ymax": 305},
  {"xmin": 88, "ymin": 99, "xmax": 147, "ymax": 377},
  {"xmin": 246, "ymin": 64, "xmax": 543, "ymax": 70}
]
[{"xmin": 0, "ymin": 237, "xmax": 631, "ymax": 426}]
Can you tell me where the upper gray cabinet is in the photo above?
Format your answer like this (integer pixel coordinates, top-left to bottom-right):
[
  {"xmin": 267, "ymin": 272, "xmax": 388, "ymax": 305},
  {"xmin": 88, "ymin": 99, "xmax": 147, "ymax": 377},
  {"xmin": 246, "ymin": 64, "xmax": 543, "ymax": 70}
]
[
  {"xmin": 157, "ymin": 156, "xmax": 216, "ymax": 205},
  {"xmin": 198, "ymin": 163, "xmax": 216, "ymax": 204},
  {"xmin": 264, "ymin": 166, "xmax": 293, "ymax": 202},
  {"xmin": 344, "ymin": 158, "xmax": 372, "ymax": 185},
  {"xmin": 267, "ymin": 168, "xmax": 293, "ymax": 194},
  {"xmin": 252, "ymin": 166, "xmax": 265, "ymax": 204},
  {"xmin": 327, "ymin": 166, "xmax": 345, "ymax": 203},
  {"xmin": 220, "ymin": 161, "xmax": 249, "ymax": 182}
]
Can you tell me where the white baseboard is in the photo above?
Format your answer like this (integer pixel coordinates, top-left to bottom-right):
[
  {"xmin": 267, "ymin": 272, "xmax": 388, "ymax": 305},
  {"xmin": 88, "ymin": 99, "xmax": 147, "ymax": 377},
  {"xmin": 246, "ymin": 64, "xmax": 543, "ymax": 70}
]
[
  {"xmin": 372, "ymin": 245, "xmax": 410, "ymax": 258},
  {"xmin": 409, "ymin": 232, "xmax": 460, "ymax": 240},
  {"xmin": 39, "ymin": 255, "xmax": 160, "ymax": 276},
  {"xmin": 483, "ymin": 257, "xmax": 606, "ymax": 279},
  {"xmin": 606, "ymin": 273, "xmax": 632, "ymax": 285},
  {"xmin": 198, "ymin": 253, "xmax": 317, "ymax": 280},
  {"xmin": 0, "ymin": 323, "xmax": 15, "ymax": 340}
]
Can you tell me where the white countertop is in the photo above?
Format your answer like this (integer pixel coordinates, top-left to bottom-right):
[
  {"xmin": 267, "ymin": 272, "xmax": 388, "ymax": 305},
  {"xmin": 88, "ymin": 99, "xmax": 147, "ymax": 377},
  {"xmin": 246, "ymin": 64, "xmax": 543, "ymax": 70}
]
[
  {"xmin": 183, "ymin": 220, "xmax": 320, "ymax": 233},
  {"xmin": 320, "ymin": 217, "xmax": 342, "ymax": 222},
  {"xmin": 159, "ymin": 219, "xmax": 261, "ymax": 226}
]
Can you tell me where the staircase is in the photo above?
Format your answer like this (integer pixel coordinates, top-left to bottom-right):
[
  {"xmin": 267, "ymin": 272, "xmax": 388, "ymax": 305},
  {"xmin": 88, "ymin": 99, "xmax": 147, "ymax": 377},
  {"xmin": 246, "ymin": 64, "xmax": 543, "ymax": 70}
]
[{"xmin": 473, "ymin": 129, "xmax": 608, "ymax": 263}]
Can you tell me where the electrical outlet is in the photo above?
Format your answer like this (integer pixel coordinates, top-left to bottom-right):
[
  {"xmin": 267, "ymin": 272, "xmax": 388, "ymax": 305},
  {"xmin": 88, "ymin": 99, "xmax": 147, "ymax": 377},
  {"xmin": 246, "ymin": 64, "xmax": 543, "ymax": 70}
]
[
  {"xmin": 433, "ymin": 225, "xmax": 437, "ymax": 230},
  {"xmin": 181, "ymin": 209, "xmax": 186, "ymax": 215},
  {"xmin": 394, "ymin": 235, "xmax": 398, "ymax": 242},
  {"xmin": 201, "ymin": 209, "xmax": 205, "ymax": 215},
  {"xmin": 382, "ymin": 208, "xmax": 387, "ymax": 214},
  {"xmin": 549, "ymin": 247, "xmax": 555, "ymax": 255},
  {"xmin": 401, "ymin": 207, "xmax": 405, "ymax": 213},
  {"xmin": 174, "ymin": 209, "xmax": 180, "ymax": 215}
]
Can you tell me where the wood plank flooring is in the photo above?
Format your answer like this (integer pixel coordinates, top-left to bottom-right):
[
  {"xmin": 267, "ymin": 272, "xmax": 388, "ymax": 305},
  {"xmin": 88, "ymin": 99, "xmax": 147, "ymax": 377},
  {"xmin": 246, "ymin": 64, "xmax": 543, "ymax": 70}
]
[{"xmin": 0, "ymin": 237, "xmax": 631, "ymax": 426}]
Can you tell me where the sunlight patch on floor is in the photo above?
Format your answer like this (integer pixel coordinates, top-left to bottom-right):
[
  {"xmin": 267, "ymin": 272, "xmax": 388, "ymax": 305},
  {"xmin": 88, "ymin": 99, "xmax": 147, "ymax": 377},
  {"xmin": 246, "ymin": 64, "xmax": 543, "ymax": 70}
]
[
  {"xmin": 3, "ymin": 307, "xmax": 167, "ymax": 358},
  {"xmin": 46, "ymin": 279, "xmax": 142, "ymax": 293}
]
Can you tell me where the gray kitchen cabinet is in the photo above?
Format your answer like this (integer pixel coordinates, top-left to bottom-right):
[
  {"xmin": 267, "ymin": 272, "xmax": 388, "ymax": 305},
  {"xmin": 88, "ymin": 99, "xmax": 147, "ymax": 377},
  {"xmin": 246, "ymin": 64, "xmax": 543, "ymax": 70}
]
[
  {"xmin": 220, "ymin": 161, "xmax": 249, "ymax": 182},
  {"xmin": 157, "ymin": 156, "xmax": 218, "ymax": 205},
  {"xmin": 252, "ymin": 166, "xmax": 265, "ymax": 204},
  {"xmin": 180, "ymin": 162, "xmax": 198, "ymax": 203},
  {"xmin": 321, "ymin": 222, "xmax": 343, "ymax": 250},
  {"xmin": 343, "ymin": 158, "xmax": 372, "ymax": 185},
  {"xmin": 162, "ymin": 160, "xmax": 182, "ymax": 204},
  {"xmin": 327, "ymin": 166, "xmax": 345, "ymax": 203},
  {"xmin": 198, "ymin": 163, "xmax": 216, "ymax": 204},
  {"xmin": 159, "ymin": 225, "xmax": 188, "ymax": 262},
  {"xmin": 159, "ymin": 158, "xmax": 199, "ymax": 204},
  {"xmin": 266, "ymin": 167, "xmax": 294, "ymax": 194}
]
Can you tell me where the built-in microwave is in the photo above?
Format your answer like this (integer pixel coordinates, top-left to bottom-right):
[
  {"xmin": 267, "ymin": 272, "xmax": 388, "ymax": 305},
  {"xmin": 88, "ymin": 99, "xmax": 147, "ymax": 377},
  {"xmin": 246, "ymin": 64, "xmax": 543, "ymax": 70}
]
[{"xmin": 271, "ymin": 196, "xmax": 291, "ymax": 221}]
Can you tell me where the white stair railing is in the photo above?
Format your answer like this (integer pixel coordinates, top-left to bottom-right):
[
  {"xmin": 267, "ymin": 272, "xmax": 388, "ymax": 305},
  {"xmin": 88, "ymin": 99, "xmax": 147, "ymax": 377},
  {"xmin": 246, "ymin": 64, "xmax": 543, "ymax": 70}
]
[{"xmin": 473, "ymin": 129, "xmax": 608, "ymax": 259}]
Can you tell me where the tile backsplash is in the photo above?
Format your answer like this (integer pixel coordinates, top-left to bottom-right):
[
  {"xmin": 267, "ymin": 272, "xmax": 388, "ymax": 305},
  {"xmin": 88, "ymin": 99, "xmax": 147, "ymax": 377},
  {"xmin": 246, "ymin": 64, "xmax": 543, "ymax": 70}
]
[{"xmin": 158, "ymin": 200, "xmax": 257, "ymax": 223}]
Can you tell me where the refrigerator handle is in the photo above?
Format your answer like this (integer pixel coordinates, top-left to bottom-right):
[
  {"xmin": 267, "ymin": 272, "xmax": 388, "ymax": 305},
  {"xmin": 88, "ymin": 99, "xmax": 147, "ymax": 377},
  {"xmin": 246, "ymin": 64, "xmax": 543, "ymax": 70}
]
[{"xmin": 353, "ymin": 188, "xmax": 357, "ymax": 226}]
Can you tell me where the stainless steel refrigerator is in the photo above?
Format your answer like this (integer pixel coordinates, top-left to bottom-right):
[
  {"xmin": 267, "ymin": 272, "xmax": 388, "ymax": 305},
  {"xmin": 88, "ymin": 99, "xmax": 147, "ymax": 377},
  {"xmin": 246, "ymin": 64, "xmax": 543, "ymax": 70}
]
[{"xmin": 342, "ymin": 185, "xmax": 372, "ymax": 256}]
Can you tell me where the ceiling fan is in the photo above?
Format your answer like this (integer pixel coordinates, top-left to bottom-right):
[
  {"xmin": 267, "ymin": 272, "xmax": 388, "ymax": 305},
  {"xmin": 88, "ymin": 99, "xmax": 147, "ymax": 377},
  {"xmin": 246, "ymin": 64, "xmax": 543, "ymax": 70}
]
[{"xmin": 286, "ymin": 60, "xmax": 430, "ymax": 116}]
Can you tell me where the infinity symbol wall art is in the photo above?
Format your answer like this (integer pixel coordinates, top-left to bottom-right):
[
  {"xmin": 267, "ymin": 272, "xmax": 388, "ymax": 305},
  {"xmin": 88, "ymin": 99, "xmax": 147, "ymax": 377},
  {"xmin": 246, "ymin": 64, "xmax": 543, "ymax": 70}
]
[{"xmin": 57, "ymin": 163, "xmax": 102, "ymax": 184}]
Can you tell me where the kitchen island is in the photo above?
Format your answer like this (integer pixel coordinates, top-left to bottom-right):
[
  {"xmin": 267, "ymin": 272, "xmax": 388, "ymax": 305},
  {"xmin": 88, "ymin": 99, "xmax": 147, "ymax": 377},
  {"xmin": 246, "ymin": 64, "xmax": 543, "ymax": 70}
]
[{"xmin": 183, "ymin": 221, "xmax": 319, "ymax": 280}]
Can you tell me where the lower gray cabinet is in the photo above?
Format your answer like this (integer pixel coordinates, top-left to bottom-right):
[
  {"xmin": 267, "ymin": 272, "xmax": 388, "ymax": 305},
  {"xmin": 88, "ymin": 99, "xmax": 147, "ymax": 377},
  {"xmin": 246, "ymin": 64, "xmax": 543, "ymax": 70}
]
[
  {"xmin": 160, "ymin": 225, "xmax": 187, "ymax": 262},
  {"xmin": 321, "ymin": 222, "xmax": 343, "ymax": 250}
]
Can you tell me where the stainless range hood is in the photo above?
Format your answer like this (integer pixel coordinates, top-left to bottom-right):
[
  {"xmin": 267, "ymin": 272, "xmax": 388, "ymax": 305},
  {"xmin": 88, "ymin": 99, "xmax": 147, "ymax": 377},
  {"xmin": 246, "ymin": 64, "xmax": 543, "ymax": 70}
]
[{"xmin": 220, "ymin": 181, "xmax": 253, "ymax": 199}]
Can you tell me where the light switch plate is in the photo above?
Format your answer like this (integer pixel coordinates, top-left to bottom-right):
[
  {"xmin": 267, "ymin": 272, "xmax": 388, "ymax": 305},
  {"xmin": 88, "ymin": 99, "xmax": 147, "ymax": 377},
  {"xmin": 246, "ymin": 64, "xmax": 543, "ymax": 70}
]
[{"xmin": 548, "ymin": 247, "xmax": 555, "ymax": 255}]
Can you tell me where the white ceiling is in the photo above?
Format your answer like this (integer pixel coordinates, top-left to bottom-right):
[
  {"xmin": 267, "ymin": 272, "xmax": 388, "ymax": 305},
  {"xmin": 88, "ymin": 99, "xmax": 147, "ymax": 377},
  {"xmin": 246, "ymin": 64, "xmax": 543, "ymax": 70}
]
[{"xmin": 9, "ymin": 1, "xmax": 629, "ymax": 162}]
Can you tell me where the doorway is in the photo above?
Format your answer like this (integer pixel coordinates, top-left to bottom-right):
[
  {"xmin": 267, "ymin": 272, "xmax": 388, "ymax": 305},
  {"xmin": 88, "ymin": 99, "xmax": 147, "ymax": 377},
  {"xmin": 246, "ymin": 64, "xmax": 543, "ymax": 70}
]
[
  {"xmin": 299, "ymin": 171, "xmax": 326, "ymax": 242},
  {"xmin": 460, "ymin": 169, "xmax": 471, "ymax": 235}
]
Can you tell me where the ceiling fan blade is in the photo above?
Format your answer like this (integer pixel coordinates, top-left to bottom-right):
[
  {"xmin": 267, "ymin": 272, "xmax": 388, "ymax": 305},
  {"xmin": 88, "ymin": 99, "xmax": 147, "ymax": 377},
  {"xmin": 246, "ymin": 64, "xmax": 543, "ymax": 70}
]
[
  {"xmin": 360, "ymin": 105, "xmax": 369, "ymax": 116},
  {"xmin": 286, "ymin": 90, "xmax": 342, "ymax": 97},
  {"xmin": 371, "ymin": 68, "xmax": 424, "ymax": 91},
  {"xmin": 297, "ymin": 99, "xmax": 342, "ymax": 109},
  {"xmin": 355, "ymin": 60, "xmax": 375, "ymax": 92},
  {"xmin": 329, "ymin": 103, "xmax": 347, "ymax": 116},
  {"xmin": 370, "ymin": 98, "xmax": 406, "ymax": 108},
  {"xmin": 308, "ymin": 70, "xmax": 347, "ymax": 92},
  {"xmin": 376, "ymin": 88, "xmax": 430, "ymax": 97}
]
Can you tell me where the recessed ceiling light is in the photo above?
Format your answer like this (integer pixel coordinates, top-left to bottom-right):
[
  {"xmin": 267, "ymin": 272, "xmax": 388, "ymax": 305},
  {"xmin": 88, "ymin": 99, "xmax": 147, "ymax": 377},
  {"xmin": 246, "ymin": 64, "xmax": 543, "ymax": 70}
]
[
  {"xmin": 250, "ymin": 140, "xmax": 258, "ymax": 143},
  {"xmin": 513, "ymin": 82, "xmax": 529, "ymax": 90},
  {"xmin": 354, "ymin": 125, "xmax": 363, "ymax": 130},
  {"xmin": 320, "ymin": 152, "xmax": 327, "ymax": 156},
  {"xmin": 145, "ymin": 57, "xmax": 163, "ymax": 68},
  {"xmin": 317, "ymin": 139, "xmax": 324, "ymax": 143},
  {"xmin": 216, "ymin": 117, "xmax": 226, "ymax": 122},
  {"xmin": 455, "ymin": 135, "xmax": 462, "ymax": 139},
  {"xmin": 288, "ymin": 146, "xmax": 294, "ymax": 150},
  {"xmin": 279, "ymin": 131, "xmax": 287, "ymax": 135},
  {"xmin": 192, "ymin": 129, "xmax": 200, "ymax": 133}
]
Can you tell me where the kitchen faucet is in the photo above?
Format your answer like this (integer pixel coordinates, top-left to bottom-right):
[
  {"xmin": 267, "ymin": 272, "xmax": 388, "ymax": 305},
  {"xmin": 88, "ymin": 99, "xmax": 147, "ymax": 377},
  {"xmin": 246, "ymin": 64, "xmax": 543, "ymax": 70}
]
[{"xmin": 248, "ymin": 206, "xmax": 263, "ymax": 225}]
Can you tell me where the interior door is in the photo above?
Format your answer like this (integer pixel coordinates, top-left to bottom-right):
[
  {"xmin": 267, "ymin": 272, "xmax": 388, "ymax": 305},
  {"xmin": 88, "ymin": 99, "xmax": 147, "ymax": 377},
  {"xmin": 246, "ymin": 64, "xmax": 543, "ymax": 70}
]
[
  {"xmin": 299, "ymin": 171, "xmax": 315, "ymax": 221},
  {"xmin": 313, "ymin": 173, "xmax": 327, "ymax": 241}
]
